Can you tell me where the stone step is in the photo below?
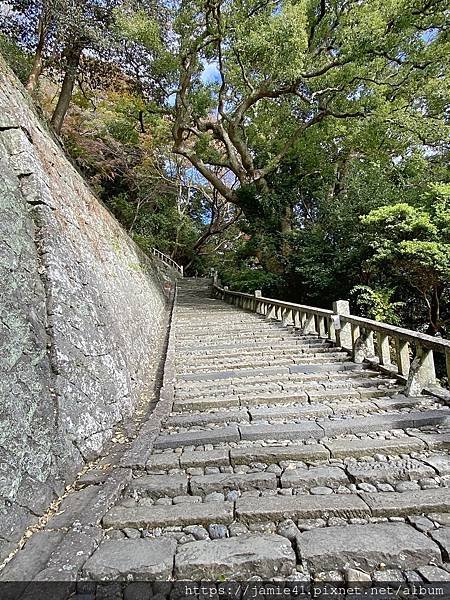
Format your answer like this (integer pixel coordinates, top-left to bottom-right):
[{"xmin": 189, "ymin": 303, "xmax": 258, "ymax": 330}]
[
  {"xmin": 155, "ymin": 409, "xmax": 450, "ymax": 449},
  {"xmin": 128, "ymin": 474, "xmax": 188, "ymax": 499},
  {"xmin": 324, "ymin": 436, "xmax": 427, "ymax": 458},
  {"xmin": 149, "ymin": 436, "xmax": 445, "ymax": 474},
  {"xmin": 165, "ymin": 409, "xmax": 250, "ymax": 428},
  {"xmin": 280, "ymin": 465, "xmax": 349, "ymax": 490},
  {"xmin": 173, "ymin": 372, "xmax": 389, "ymax": 398},
  {"xmin": 235, "ymin": 494, "xmax": 370, "ymax": 522},
  {"xmin": 190, "ymin": 472, "xmax": 277, "ymax": 496},
  {"xmin": 167, "ymin": 401, "xmax": 391, "ymax": 427},
  {"xmin": 176, "ymin": 337, "xmax": 330, "ymax": 352},
  {"xmin": 178, "ymin": 346, "xmax": 340, "ymax": 364},
  {"xmin": 174, "ymin": 534, "xmax": 296, "ymax": 579},
  {"xmin": 153, "ymin": 425, "xmax": 240, "ymax": 449},
  {"xmin": 178, "ymin": 340, "xmax": 333, "ymax": 358},
  {"xmin": 175, "ymin": 368, "xmax": 381, "ymax": 391},
  {"xmin": 296, "ymin": 522, "xmax": 441, "ymax": 573},
  {"xmin": 360, "ymin": 487, "xmax": 450, "ymax": 517},
  {"xmin": 229, "ymin": 444, "xmax": 330, "ymax": 465},
  {"xmin": 179, "ymin": 360, "xmax": 353, "ymax": 382},
  {"xmin": 346, "ymin": 458, "xmax": 436, "ymax": 484},
  {"xmin": 103, "ymin": 501, "xmax": 234, "ymax": 529},
  {"xmin": 173, "ymin": 381, "xmax": 401, "ymax": 406},
  {"xmin": 178, "ymin": 353, "xmax": 354, "ymax": 373},
  {"xmin": 82, "ymin": 538, "xmax": 176, "ymax": 580},
  {"xmin": 177, "ymin": 337, "xmax": 338, "ymax": 360}
]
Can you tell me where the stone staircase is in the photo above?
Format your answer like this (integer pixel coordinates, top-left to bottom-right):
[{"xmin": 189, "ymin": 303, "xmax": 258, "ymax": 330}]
[
  {"xmin": 3, "ymin": 278, "xmax": 449, "ymax": 587},
  {"xmin": 87, "ymin": 278, "xmax": 450, "ymax": 582}
]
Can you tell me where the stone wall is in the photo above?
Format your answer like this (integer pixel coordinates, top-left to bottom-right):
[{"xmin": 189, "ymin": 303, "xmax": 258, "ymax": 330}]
[{"xmin": 0, "ymin": 57, "xmax": 170, "ymax": 560}]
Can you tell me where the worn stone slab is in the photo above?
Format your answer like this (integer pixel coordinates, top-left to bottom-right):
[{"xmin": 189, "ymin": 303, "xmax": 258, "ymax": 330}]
[
  {"xmin": 242, "ymin": 392, "xmax": 309, "ymax": 406},
  {"xmin": 154, "ymin": 426, "xmax": 240, "ymax": 449},
  {"xmin": 146, "ymin": 453, "xmax": 180, "ymax": 472},
  {"xmin": 0, "ymin": 531, "xmax": 65, "ymax": 582},
  {"xmin": 46, "ymin": 468, "xmax": 131, "ymax": 529},
  {"xmin": 422, "ymin": 454, "xmax": 450, "ymax": 476},
  {"xmin": 128, "ymin": 474, "xmax": 188, "ymax": 498},
  {"xmin": 347, "ymin": 459, "xmax": 435, "ymax": 484},
  {"xmin": 33, "ymin": 528, "xmax": 103, "ymax": 582},
  {"xmin": 236, "ymin": 494, "xmax": 370, "ymax": 523},
  {"xmin": 239, "ymin": 422, "xmax": 322, "ymax": 442},
  {"xmin": 82, "ymin": 539, "xmax": 176, "ymax": 580},
  {"xmin": 166, "ymin": 409, "xmax": 248, "ymax": 427},
  {"xmin": 289, "ymin": 363, "xmax": 360, "ymax": 374},
  {"xmin": 174, "ymin": 534, "xmax": 295, "ymax": 579},
  {"xmin": 249, "ymin": 404, "xmax": 332, "ymax": 420},
  {"xmin": 430, "ymin": 528, "xmax": 450, "ymax": 561},
  {"xmin": 415, "ymin": 432, "xmax": 450, "ymax": 450},
  {"xmin": 281, "ymin": 466, "xmax": 348, "ymax": 490},
  {"xmin": 361, "ymin": 488, "xmax": 450, "ymax": 517},
  {"xmin": 190, "ymin": 472, "xmax": 277, "ymax": 496},
  {"xmin": 324, "ymin": 437, "xmax": 426, "ymax": 459},
  {"xmin": 103, "ymin": 502, "xmax": 234, "ymax": 529},
  {"xmin": 318, "ymin": 410, "xmax": 450, "ymax": 437},
  {"xmin": 230, "ymin": 444, "xmax": 329, "ymax": 466},
  {"xmin": 180, "ymin": 448, "xmax": 230, "ymax": 468},
  {"xmin": 308, "ymin": 388, "xmax": 360, "ymax": 401},
  {"xmin": 181, "ymin": 366, "xmax": 290, "ymax": 381},
  {"xmin": 174, "ymin": 396, "xmax": 240, "ymax": 412},
  {"xmin": 297, "ymin": 523, "xmax": 441, "ymax": 572}
]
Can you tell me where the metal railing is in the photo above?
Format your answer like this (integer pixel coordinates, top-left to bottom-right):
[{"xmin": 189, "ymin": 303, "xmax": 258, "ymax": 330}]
[
  {"xmin": 152, "ymin": 248, "xmax": 184, "ymax": 277},
  {"xmin": 213, "ymin": 283, "xmax": 450, "ymax": 397}
]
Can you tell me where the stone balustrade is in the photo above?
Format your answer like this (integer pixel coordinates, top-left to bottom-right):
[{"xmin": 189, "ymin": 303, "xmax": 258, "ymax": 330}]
[
  {"xmin": 152, "ymin": 247, "xmax": 184, "ymax": 277},
  {"xmin": 213, "ymin": 283, "xmax": 450, "ymax": 396}
]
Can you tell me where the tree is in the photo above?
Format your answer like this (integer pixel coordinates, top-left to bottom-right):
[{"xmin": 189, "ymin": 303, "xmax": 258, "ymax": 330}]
[
  {"xmin": 361, "ymin": 190, "xmax": 450, "ymax": 334},
  {"xmin": 1, "ymin": 0, "xmax": 124, "ymax": 132}
]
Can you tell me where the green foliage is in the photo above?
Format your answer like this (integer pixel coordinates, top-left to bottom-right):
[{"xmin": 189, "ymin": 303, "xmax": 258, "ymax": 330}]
[
  {"xmin": 350, "ymin": 285, "xmax": 404, "ymax": 325},
  {"xmin": 0, "ymin": 33, "xmax": 32, "ymax": 83},
  {"xmin": 219, "ymin": 268, "xmax": 282, "ymax": 296}
]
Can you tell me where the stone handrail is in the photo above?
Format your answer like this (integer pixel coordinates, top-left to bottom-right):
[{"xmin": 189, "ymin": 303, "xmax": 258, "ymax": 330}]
[
  {"xmin": 213, "ymin": 283, "xmax": 450, "ymax": 396},
  {"xmin": 152, "ymin": 248, "xmax": 184, "ymax": 277}
]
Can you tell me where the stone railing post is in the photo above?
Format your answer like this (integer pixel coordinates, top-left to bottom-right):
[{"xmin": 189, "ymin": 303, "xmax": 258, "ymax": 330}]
[
  {"xmin": 332, "ymin": 300, "xmax": 352, "ymax": 351},
  {"xmin": 405, "ymin": 343, "xmax": 436, "ymax": 396},
  {"xmin": 254, "ymin": 290, "xmax": 261, "ymax": 313}
]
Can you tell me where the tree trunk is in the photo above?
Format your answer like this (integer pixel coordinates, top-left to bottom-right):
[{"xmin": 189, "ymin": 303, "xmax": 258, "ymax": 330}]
[
  {"xmin": 426, "ymin": 286, "xmax": 443, "ymax": 335},
  {"xmin": 26, "ymin": 6, "xmax": 50, "ymax": 93},
  {"xmin": 26, "ymin": 32, "xmax": 45, "ymax": 92},
  {"xmin": 51, "ymin": 42, "xmax": 83, "ymax": 134},
  {"xmin": 280, "ymin": 204, "xmax": 293, "ymax": 258}
]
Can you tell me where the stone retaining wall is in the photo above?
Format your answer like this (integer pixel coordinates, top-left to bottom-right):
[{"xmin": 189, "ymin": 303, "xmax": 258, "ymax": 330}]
[{"xmin": 0, "ymin": 57, "xmax": 170, "ymax": 560}]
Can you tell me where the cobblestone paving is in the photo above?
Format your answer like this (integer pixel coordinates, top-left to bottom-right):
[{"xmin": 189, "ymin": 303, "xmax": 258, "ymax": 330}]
[{"xmin": 2, "ymin": 278, "xmax": 450, "ymax": 587}]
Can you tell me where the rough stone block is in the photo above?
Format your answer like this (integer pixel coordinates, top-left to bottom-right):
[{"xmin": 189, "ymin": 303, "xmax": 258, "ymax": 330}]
[
  {"xmin": 0, "ymin": 531, "xmax": 64, "ymax": 582},
  {"xmin": 239, "ymin": 422, "xmax": 322, "ymax": 442},
  {"xmin": 174, "ymin": 534, "xmax": 295, "ymax": 579},
  {"xmin": 297, "ymin": 523, "xmax": 441, "ymax": 572},
  {"xmin": 190, "ymin": 472, "xmax": 277, "ymax": 496},
  {"xmin": 230, "ymin": 444, "xmax": 329, "ymax": 465},
  {"xmin": 82, "ymin": 539, "xmax": 176, "ymax": 580},
  {"xmin": 236, "ymin": 494, "xmax": 370, "ymax": 523},
  {"xmin": 430, "ymin": 528, "xmax": 450, "ymax": 561},
  {"xmin": 154, "ymin": 426, "xmax": 240, "ymax": 449},
  {"xmin": 324, "ymin": 437, "xmax": 426, "ymax": 459},
  {"xmin": 360, "ymin": 488, "xmax": 450, "ymax": 517},
  {"xmin": 128, "ymin": 474, "xmax": 188, "ymax": 498},
  {"xmin": 346, "ymin": 459, "xmax": 434, "ymax": 484},
  {"xmin": 103, "ymin": 502, "xmax": 234, "ymax": 529},
  {"xmin": 146, "ymin": 453, "xmax": 180, "ymax": 472},
  {"xmin": 281, "ymin": 466, "xmax": 348, "ymax": 490},
  {"xmin": 422, "ymin": 455, "xmax": 450, "ymax": 476},
  {"xmin": 180, "ymin": 449, "xmax": 230, "ymax": 468}
]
